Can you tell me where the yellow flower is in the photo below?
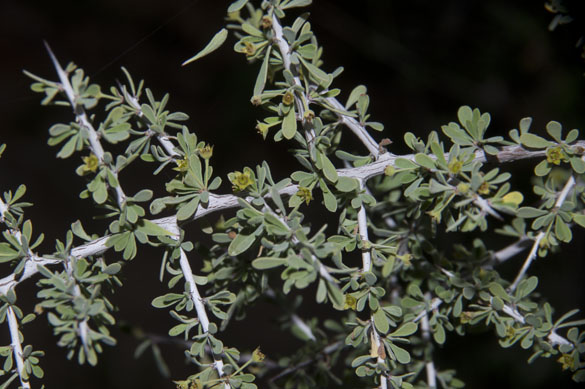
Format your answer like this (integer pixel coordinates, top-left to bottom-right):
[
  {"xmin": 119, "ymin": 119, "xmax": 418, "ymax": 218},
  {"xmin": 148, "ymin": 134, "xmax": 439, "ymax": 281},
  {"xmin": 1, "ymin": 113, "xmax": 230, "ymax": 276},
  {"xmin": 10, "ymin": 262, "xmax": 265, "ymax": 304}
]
[
  {"xmin": 282, "ymin": 90, "xmax": 295, "ymax": 106},
  {"xmin": 243, "ymin": 41, "xmax": 256, "ymax": 56},
  {"xmin": 384, "ymin": 165, "xmax": 395, "ymax": 177},
  {"xmin": 448, "ymin": 157, "xmax": 463, "ymax": 174},
  {"xmin": 344, "ymin": 294, "xmax": 357, "ymax": 310},
  {"xmin": 260, "ymin": 15, "xmax": 272, "ymax": 29},
  {"xmin": 231, "ymin": 170, "xmax": 254, "ymax": 191},
  {"xmin": 557, "ymin": 353, "xmax": 575, "ymax": 371},
  {"xmin": 303, "ymin": 109, "xmax": 315, "ymax": 123},
  {"xmin": 460, "ymin": 311, "xmax": 474, "ymax": 324},
  {"xmin": 504, "ymin": 325, "xmax": 516, "ymax": 341},
  {"xmin": 456, "ymin": 182, "xmax": 469, "ymax": 194},
  {"xmin": 256, "ymin": 122, "xmax": 270, "ymax": 139},
  {"xmin": 252, "ymin": 347, "xmax": 265, "ymax": 362},
  {"xmin": 198, "ymin": 144, "xmax": 213, "ymax": 160},
  {"xmin": 174, "ymin": 157, "xmax": 189, "ymax": 172},
  {"xmin": 82, "ymin": 154, "xmax": 99, "ymax": 173},
  {"xmin": 296, "ymin": 187, "xmax": 313, "ymax": 205},
  {"xmin": 546, "ymin": 146, "xmax": 567, "ymax": 165},
  {"xmin": 478, "ymin": 181, "xmax": 490, "ymax": 195},
  {"xmin": 250, "ymin": 95, "xmax": 262, "ymax": 106}
]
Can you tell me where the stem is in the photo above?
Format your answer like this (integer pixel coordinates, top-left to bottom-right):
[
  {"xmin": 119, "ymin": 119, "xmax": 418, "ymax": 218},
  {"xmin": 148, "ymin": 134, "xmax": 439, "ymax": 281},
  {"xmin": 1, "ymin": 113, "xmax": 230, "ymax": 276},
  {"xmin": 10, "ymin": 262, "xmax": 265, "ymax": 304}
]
[
  {"xmin": 179, "ymin": 248, "xmax": 229, "ymax": 387},
  {"xmin": 356, "ymin": 181, "xmax": 387, "ymax": 389},
  {"xmin": 2, "ymin": 142, "xmax": 582, "ymax": 297},
  {"xmin": 44, "ymin": 42, "xmax": 126, "ymax": 206},
  {"xmin": 509, "ymin": 175, "xmax": 576, "ymax": 292},
  {"xmin": 420, "ymin": 305, "xmax": 437, "ymax": 389},
  {"xmin": 270, "ymin": 14, "xmax": 380, "ymax": 155},
  {"xmin": 7, "ymin": 306, "xmax": 30, "ymax": 389}
]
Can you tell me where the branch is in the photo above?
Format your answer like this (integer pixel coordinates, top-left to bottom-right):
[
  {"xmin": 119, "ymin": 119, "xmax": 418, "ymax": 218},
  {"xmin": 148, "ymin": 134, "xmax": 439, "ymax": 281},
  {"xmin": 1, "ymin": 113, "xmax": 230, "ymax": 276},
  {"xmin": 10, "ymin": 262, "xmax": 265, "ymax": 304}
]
[
  {"xmin": 2, "ymin": 142, "xmax": 573, "ymax": 298},
  {"xmin": 420, "ymin": 298, "xmax": 437, "ymax": 389},
  {"xmin": 178, "ymin": 247, "xmax": 230, "ymax": 387},
  {"xmin": 7, "ymin": 306, "xmax": 30, "ymax": 389},
  {"xmin": 44, "ymin": 42, "xmax": 127, "ymax": 206},
  {"xmin": 509, "ymin": 173, "xmax": 577, "ymax": 292},
  {"xmin": 270, "ymin": 14, "xmax": 380, "ymax": 157}
]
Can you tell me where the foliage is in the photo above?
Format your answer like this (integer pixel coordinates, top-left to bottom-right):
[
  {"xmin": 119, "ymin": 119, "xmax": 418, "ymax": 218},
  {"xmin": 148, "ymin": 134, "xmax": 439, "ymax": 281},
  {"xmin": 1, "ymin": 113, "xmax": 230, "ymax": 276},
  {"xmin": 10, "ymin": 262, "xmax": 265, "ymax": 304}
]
[{"xmin": 2, "ymin": 1, "xmax": 585, "ymax": 388}]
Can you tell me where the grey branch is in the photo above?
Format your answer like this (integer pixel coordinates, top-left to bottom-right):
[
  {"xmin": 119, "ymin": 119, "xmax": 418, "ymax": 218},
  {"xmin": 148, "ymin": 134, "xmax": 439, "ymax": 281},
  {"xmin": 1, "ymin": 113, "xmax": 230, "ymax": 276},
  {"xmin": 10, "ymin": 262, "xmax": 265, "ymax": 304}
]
[{"xmin": 1, "ymin": 142, "xmax": 577, "ymax": 294}]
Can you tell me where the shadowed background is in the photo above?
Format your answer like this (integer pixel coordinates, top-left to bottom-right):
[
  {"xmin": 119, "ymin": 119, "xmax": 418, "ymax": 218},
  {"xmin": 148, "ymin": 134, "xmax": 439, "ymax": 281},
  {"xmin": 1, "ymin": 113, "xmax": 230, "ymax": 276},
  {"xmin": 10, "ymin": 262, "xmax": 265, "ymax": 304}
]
[{"xmin": 1, "ymin": 0, "xmax": 585, "ymax": 388}]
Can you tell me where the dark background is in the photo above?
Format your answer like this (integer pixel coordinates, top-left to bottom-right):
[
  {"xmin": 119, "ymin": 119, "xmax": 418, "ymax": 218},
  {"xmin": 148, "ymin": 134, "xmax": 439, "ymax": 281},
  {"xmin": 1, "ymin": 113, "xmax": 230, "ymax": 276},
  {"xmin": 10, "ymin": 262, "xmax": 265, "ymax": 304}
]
[{"xmin": 1, "ymin": 0, "xmax": 585, "ymax": 388}]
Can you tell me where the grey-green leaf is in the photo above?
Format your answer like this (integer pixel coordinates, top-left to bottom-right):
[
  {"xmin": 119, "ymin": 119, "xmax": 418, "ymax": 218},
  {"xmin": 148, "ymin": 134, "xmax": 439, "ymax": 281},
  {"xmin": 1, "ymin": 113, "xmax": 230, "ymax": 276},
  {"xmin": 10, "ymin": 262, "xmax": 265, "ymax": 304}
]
[{"xmin": 182, "ymin": 29, "xmax": 228, "ymax": 66}]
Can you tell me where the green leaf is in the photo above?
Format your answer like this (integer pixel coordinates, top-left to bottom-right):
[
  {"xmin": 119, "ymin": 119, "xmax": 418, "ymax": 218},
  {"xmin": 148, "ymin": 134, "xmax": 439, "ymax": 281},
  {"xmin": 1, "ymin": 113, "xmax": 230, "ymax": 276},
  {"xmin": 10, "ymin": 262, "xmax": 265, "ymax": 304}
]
[
  {"xmin": 152, "ymin": 293, "xmax": 183, "ymax": 308},
  {"xmin": 346, "ymin": 85, "xmax": 366, "ymax": 108},
  {"xmin": 516, "ymin": 276, "xmax": 538, "ymax": 299},
  {"xmin": 394, "ymin": 158, "xmax": 417, "ymax": 169},
  {"xmin": 177, "ymin": 197, "xmax": 200, "ymax": 221},
  {"xmin": 389, "ymin": 322, "xmax": 418, "ymax": 337},
  {"xmin": 228, "ymin": 233, "xmax": 255, "ymax": 256},
  {"xmin": 227, "ymin": 0, "xmax": 248, "ymax": 13},
  {"xmin": 335, "ymin": 176, "xmax": 358, "ymax": 192},
  {"xmin": 182, "ymin": 29, "xmax": 228, "ymax": 66},
  {"xmin": 570, "ymin": 156, "xmax": 585, "ymax": 174},
  {"xmin": 389, "ymin": 343, "xmax": 411, "ymax": 364},
  {"xmin": 517, "ymin": 207, "xmax": 548, "ymax": 218},
  {"xmin": 519, "ymin": 133, "xmax": 553, "ymax": 149},
  {"xmin": 321, "ymin": 154, "xmax": 338, "ymax": 183},
  {"xmin": 414, "ymin": 153, "xmax": 435, "ymax": 170},
  {"xmin": 545, "ymin": 121, "xmax": 562, "ymax": 142},
  {"xmin": 281, "ymin": 0, "xmax": 312, "ymax": 9},
  {"xmin": 298, "ymin": 56, "xmax": 331, "ymax": 87},
  {"xmin": 253, "ymin": 47, "xmax": 271, "ymax": 97},
  {"xmin": 136, "ymin": 219, "xmax": 174, "ymax": 237},
  {"xmin": 373, "ymin": 308, "xmax": 389, "ymax": 334},
  {"xmin": 282, "ymin": 106, "xmax": 297, "ymax": 140},
  {"xmin": 323, "ymin": 190, "xmax": 337, "ymax": 212},
  {"xmin": 555, "ymin": 215, "xmax": 572, "ymax": 242},
  {"xmin": 489, "ymin": 282, "xmax": 511, "ymax": 302}
]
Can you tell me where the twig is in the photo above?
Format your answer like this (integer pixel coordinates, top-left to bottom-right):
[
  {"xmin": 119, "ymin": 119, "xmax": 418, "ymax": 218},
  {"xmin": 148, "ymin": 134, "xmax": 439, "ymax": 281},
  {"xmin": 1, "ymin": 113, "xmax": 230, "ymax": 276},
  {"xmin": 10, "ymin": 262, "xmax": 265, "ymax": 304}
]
[
  {"xmin": 44, "ymin": 42, "xmax": 127, "ymax": 206},
  {"xmin": 7, "ymin": 306, "xmax": 30, "ymax": 389},
  {"xmin": 179, "ymin": 247, "xmax": 229, "ymax": 387},
  {"xmin": 2, "ymin": 140, "xmax": 581, "ymax": 298},
  {"xmin": 420, "ymin": 295, "xmax": 437, "ymax": 389},
  {"xmin": 509, "ymin": 174, "xmax": 576, "ymax": 292},
  {"xmin": 270, "ymin": 14, "xmax": 379, "ymax": 157},
  {"xmin": 356, "ymin": 181, "xmax": 387, "ymax": 389}
]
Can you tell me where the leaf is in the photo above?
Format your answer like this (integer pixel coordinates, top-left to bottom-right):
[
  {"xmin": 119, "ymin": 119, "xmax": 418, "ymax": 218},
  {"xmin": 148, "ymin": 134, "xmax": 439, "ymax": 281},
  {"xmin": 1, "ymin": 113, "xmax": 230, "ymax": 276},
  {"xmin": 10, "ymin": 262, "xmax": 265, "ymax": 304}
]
[
  {"xmin": 335, "ymin": 176, "xmax": 358, "ymax": 192},
  {"xmin": 501, "ymin": 191, "xmax": 523, "ymax": 206},
  {"xmin": 388, "ymin": 343, "xmax": 411, "ymax": 364},
  {"xmin": 373, "ymin": 309, "xmax": 389, "ymax": 334},
  {"xmin": 282, "ymin": 106, "xmax": 297, "ymax": 140},
  {"xmin": 136, "ymin": 219, "xmax": 175, "ymax": 237},
  {"xmin": 177, "ymin": 197, "xmax": 200, "ymax": 221},
  {"xmin": 489, "ymin": 282, "xmax": 511, "ymax": 302},
  {"xmin": 228, "ymin": 233, "xmax": 255, "ymax": 256},
  {"xmin": 520, "ymin": 133, "xmax": 553, "ymax": 149},
  {"xmin": 321, "ymin": 154, "xmax": 338, "ymax": 183},
  {"xmin": 414, "ymin": 153, "xmax": 435, "ymax": 170},
  {"xmin": 545, "ymin": 121, "xmax": 562, "ymax": 142},
  {"xmin": 227, "ymin": 0, "xmax": 248, "ymax": 13},
  {"xmin": 570, "ymin": 156, "xmax": 585, "ymax": 174},
  {"xmin": 516, "ymin": 276, "xmax": 538, "ymax": 299},
  {"xmin": 323, "ymin": 190, "xmax": 337, "ymax": 212},
  {"xmin": 281, "ymin": 0, "xmax": 313, "ymax": 9},
  {"xmin": 346, "ymin": 85, "xmax": 366, "ymax": 108},
  {"xmin": 389, "ymin": 322, "xmax": 418, "ymax": 337},
  {"xmin": 253, "ymin": 47, "xmax": 271, "ymax": 96},
  {"xmin": 555, "ymin": 215, "xmax": 572, "ymax": 242},
  {"xmin": 182, "ymin": 29, "xmax": 228, "ymax": 66},
  {"xmin": 517, "ymin": 207, "xmax": 548, "ymax": 218},
  {"xmin": 152, "ymin": 293, "xmax": 183, "ymax": 308}
]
